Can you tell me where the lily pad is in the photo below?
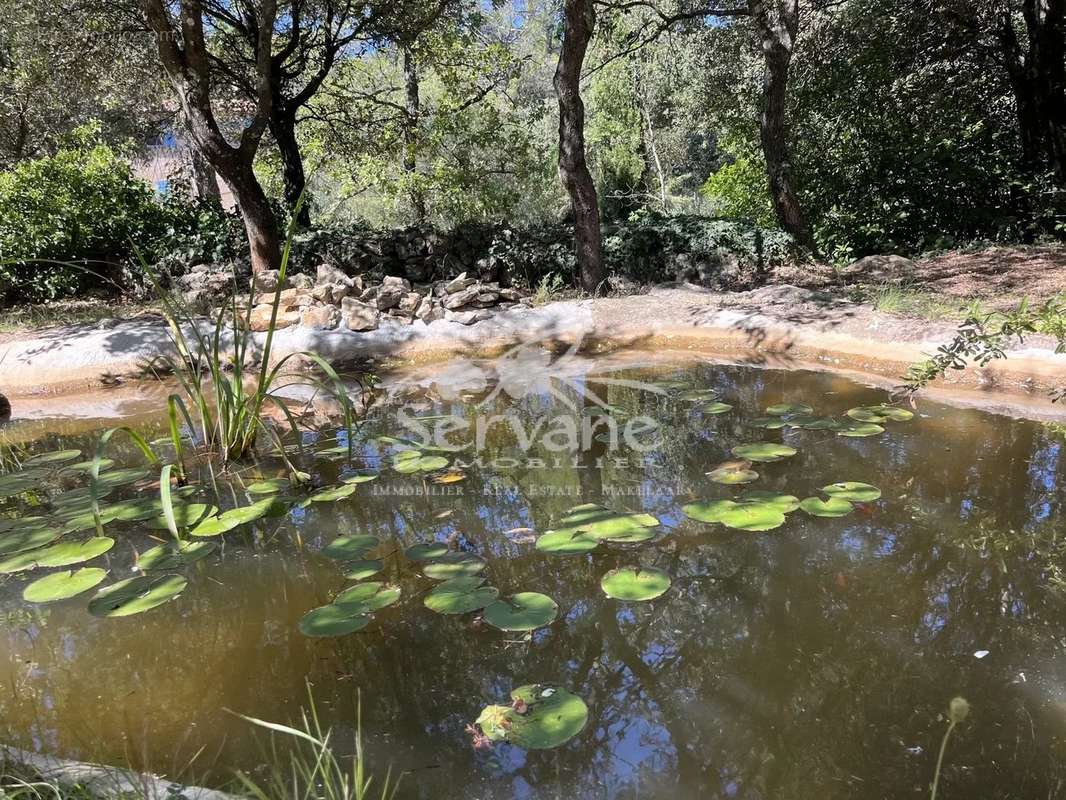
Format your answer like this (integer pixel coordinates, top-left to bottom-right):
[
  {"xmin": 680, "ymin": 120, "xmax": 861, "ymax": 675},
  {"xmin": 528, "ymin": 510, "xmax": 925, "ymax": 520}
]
[
  {"xmin": 707, "ymin": 466, "xmax": 759, "ymax": 485},
  {"xmin": 61, "ymin": 458, "xmax": 115, "ymax": 474},
  {"xmin": 246, "ymin": 478, "xmax": 290, "ymax": 495},
  {"xmin": 552, "ymin": 504, "xmax": 659, "ymax": 541},
  {"xmin": 88, "ymin": 574, "xmax": 187, "ymax": 617},
  {"xmin": 405, "ymin": 542, "xmax": 449, "ymax": 561},
  {"xmin": 483, "ymin": 592, "xmax": 558, "ymax": 631},
  {"xmin": 25, "ymin": 449, "xmax": 82, "ymax": 466},
  {"xmin": 424, "ymin": 577, "xmax": 499, "ymax": 614},
  {"xmin": 683, "ymin": 491, "xmax": 797, "ymax": 531},
  {"xmin": 51, "ymin": 487, "xmax": 112, "ymax": 508},
  {"xmin": 799, "ymin": 496, "xmax": 854, "ymax": 517},
  {"xmin": 822, "ymin": 481, "xmax": 882, "ymax": 502},
  {"xmin": 476, "ymin": 685, "xmax": 588, "ymax": 749},
  {"xmin": 535, "ymin": 529, "xmax": 599, "ymax": 555},
  {"xmin": 189, "ymin": 515, "xmax": 244, "ymax": 538},
  {"xmin": 750, "ymin": 416, "xmax": 788, "ymax": 429},
  {"xmin": 334, "ymin": 581, "xmax": 401, "ymax": 613},
  {"xmin": 717, "ymin": 503, "xmax": 786, "ymax": 531},
  {"xmin": 92, "ymin": 468, "xmax": 150, "ymax": 489},
  {"xmin": 600, "ymin": 567, "xmax": 671, "ymax": 601},
  {"xmin": 698, "ymin": 401, "xmax": 733, "ymax": 415},
  {"xmin": 422, "ymin": 552, "xmax": 487, "ymax": 579},
  {"xmin": 765, "ymin": 403, "xmax": 813, "ymax": 417},
  {"xmin": 305, "ymin": 484, "xmax": 358, "ymax": 503},
  {"xmin": 139, "ymin": 540, "xmax": 217, "ymax": 570},
  {"xmin": 342, "ymin": 473, "xmax": 379, "ymax": 485},
  {"xmin": 836, "ymin": 422, "xmax": 884, "ymax": 438},
  {"xmin": 321, "ymin": 535, "xmax": 379, "ymax": 560},
  {"xmin": 789, "ymin": 417, "xmax": 844, "ymax": 431},
  {"xmin": 59, "ymin": 507, "xmax": 121, "ymax": 534},
  {"xmin": 147, "ymin": 504, "xmax": 217, "ymax": 531},
  {"xmin": 23, "ymin": 567, "xmax": 107, "ymax": 603},
  {"xmin": 0, "ymin": 524, "xmax": 59, "ymax": 555},
  {"xmin": 0, "ymin": 470, "xmax": 47, "ymax": 499},
  {"xmin": 737, "ymin": 490, "xmax": 800, "ymax": 513},
  {"xmin": 0, "ymin": 537, "xmax": 114, "ymax": 574},
  {"xmin": 847, "ymin": 404, "xmax": 914, "ymax": 423},
  {"xmin": 298, "ymin": 605, "xmax": 370, "ymax": 637},
  {"xmin": 393, "ymin": 453, "xmax": 450, "ymax": 474},
  {"xmin": 0, "ymin": 516, "xmax": 48, "ymax": 535},
  {"xmin": 731, "ymin": 443, "xmax": 797, "ymax": 463},
  {"xmin": 344, "ymin": 559, "xmax": 383, "ymax": 581}
]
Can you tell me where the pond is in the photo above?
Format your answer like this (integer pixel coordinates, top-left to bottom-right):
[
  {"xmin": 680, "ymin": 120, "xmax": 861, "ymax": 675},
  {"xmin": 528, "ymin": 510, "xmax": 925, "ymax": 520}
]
[{"xmin": 2, "ymin": 351, "xmax": 1066, "ymax": 799}]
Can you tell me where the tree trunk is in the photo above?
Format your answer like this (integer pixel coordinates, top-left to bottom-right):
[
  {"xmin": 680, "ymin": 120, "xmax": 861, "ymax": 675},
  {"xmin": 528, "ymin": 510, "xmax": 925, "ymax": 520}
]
[
  {"xmin": 271, "ymin": 112, "xmax": 311, "ymax": 227},
  {"xmin": 402, "ymin": 46, "xmax": 427, "ymax": 223},
  {"xmin": 187, "ymin": 141, "xmax": 222, "ymax": 207},
  {"xmin": 554, "ymin": 0, "xmax": 605, "ymax": 294},
  {"xmin": 224, "ymin": 162, "xmax": 282, "ymax": 276},
  {"xmin": 750, "ymin": 0, "xmax": 816, "ymax": 253}
]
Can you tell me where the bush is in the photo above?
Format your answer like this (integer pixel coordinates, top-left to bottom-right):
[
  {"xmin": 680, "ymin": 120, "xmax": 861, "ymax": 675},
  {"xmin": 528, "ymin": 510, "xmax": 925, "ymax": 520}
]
[{"xmin": 0, "ymin": 128, "xmax": 173, "ymax": 303}]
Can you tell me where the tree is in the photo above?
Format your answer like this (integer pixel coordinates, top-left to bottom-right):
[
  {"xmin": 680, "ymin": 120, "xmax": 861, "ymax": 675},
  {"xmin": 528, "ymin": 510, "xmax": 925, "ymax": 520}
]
[
  {"xmin": 555, "ymin": 0, "xmax": 605, "ymax": 293},
  {"xmin": 748, "ymin": 0, "xmax": 814, "ymax": 251},
  {"xmin": 142, "ymin": 0, "xmax": 282, "ymax": 274}
]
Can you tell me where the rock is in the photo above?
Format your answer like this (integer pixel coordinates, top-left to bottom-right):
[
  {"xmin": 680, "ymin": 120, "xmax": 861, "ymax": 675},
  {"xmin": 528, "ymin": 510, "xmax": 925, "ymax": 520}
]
[
  {"xmin": 289, "ymin": 273, "xmax": 314, "ymax": 290},
  {"xmin": 311, "ymin": 284, "xmax": 332, "ymax": 304},
  {"xmin": 376, "ymin": 282, "xmax": 406, "ymax": 310},
  {"xmin": 841, "ymin": 254, "xmax": 917, "ymax": 283},
  {"xmin": 498, "ymin": 287, "xmax": 524, "ymax": 301},
  {"xmin": 382, "ymin": 275, "xmax": 412, "ymax": 291},
  {"xmin": 316, "ymin": 263, "xmax": 352, "ymax": 287},
  {"xmin": 342, "ymin": 298, "xmax": 380, "ymax": 331},
  {"xmin": 445, "ymin": 308, "xmax": 493, "ymax": 325},
  {"xmin": 443, "ymin": 286, "xmax": 481, "ymax": 310},
  {"xmin": 301, "ymin": 304, "xmax": 341, "ymax": 330},
  {"xmin": 249, "ymin": 304, "xmax": 299, "ymax": 332},
  {"xmin": 252, "ymin": 270, "xmax": 280, "ymax": 293},
  {"xmin": 359, "ymin": 285, "xmax": 379, "ymax": 302},
  {"xmin": 444, "ymin": 272, "xmax": 474, "ymax": 293},
  {"xmin": 399, "ymin": 291, "xmax": 422, "ymax": 314},
  {"xmin": 253, "ymin": 287, "xmax": 302, "ymax": 309}
]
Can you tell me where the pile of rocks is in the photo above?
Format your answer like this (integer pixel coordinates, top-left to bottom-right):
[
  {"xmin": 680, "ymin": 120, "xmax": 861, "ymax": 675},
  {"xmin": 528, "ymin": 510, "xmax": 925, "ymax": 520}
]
[{"xmin": 236, "ymin": 264, "xmax": 529, "ymax": 333}]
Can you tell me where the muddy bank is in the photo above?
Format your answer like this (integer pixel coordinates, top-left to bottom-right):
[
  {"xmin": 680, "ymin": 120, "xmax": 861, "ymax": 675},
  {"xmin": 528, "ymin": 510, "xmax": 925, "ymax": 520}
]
[{"xmin": 2, "ymin": 285, "xmax": 1065, "ymax": 416}]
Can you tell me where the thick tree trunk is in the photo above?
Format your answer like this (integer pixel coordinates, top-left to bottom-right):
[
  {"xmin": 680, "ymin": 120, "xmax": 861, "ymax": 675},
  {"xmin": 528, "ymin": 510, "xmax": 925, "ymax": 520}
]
[
  {"xmin": 271, "ymin": 112, "xmax": 311, "ymax": 227},
  {"xmin": 187, "ymin": 141, "xmax": 222, "ymax": 207},
  {"xmin": 402, "ymin": 46, "xmax": 427, "ymax": 223},
  {"xmin": 554, "ymin": 0, "xmax": 605, "ymax": 294},
  {"xmin": 997, "ymin": 0, "xmax": 1066, "ymax": 184},
  {"xmin": 220, "ymin": 160, "xmax": 282, "ymax": 276},
  {"xmin": 750, "ymin": 0, "xmax": 816, "ymax": 253}
]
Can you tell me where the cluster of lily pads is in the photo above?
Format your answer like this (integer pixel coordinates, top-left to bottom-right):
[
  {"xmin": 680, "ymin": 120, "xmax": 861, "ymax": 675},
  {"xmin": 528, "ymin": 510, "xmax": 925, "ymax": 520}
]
[{"xmin": 750, "ymin": 401, "xmax": 913, "ymax": 438}]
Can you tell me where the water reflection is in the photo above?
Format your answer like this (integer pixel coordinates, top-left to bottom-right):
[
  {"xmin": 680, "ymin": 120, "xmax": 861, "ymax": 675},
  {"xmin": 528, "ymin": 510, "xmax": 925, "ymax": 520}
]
[{"xmin": 3, "ymin": 361, "xmax": 1066, "ymax": 798}]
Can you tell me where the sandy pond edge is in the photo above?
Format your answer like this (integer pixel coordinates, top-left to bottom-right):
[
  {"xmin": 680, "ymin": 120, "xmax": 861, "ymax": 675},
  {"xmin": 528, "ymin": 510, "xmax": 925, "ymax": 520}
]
[{"xmin": 2, "ymin": 285, "xmax": 1066, "ymax": 422}]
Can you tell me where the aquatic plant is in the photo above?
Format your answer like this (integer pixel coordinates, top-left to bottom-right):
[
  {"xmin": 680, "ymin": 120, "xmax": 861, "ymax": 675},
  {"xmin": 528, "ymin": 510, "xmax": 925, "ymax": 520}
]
[
  {"xmin": 930, "ymin": 697, "xmax": 970, "ymax": 800},
  {"xmin": 474, "ymin": 685, "xmax": 588, "ymax": 749}
]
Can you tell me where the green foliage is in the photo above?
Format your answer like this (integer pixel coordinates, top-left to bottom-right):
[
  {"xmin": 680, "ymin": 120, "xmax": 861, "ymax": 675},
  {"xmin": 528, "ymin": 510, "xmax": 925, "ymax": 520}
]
[
  {"xmin": 701, "ymin": 151, "xmax": 775, "ymax": 227},
  {"xmin": 0, "ymin": 127, "xmax": 168, "ymax": 302}
]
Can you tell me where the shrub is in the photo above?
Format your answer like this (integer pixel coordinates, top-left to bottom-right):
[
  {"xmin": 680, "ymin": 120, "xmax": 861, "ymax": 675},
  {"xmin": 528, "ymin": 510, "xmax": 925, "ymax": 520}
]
[{"xmin": 0, "ymin": 128, "xmax": 172, "ymax": 303}]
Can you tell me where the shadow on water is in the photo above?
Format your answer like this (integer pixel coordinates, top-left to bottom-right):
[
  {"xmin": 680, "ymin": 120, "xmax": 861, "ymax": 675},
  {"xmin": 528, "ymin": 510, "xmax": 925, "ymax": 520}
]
[{"xmin": 2, "ymin": 357, "xmax": 1066, "ymax": 799}]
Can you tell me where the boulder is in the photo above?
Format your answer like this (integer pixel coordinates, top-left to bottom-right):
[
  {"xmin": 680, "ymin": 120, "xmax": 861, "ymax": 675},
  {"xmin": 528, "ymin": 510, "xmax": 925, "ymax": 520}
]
[
  {"xmin": 445, "ymin": 309, "xmax": 493, "ymax": 325},
  {"xmin": 249, "ymin": 304, "xmax": 299, "ymax": 332},
  {"xmin": 342, "ymin": 298, "xmax": 380, "ymax": 331},
  {"xmin": 444, "ymin": 272, "xmax": 474, "ymax": 293},
  {"xmin": 376, "ymin": 281, "xmax": 406, "ymax": 310},
  {"xmin": 841, "ymin": 254, "xmax": 917, "ymax": 283},
  {"xmin": 399, "ymin": 291, "xmax": 422, "ymax": 314},
  {"xmin": 443, "ymin": 286, "xmax": 481, "ymax": 310},
  {"xmin": 289, "ymin": 273, "xmax": 314, "ymax": 290},
  {"xmin": 382, "ymin": 275, "xmax": 412, "ymax": 291},
  {"xmin": 301, "ymin": 304, "xmax": 341, "ymax": 330},
  {"xmin": 359, "ymin": 285, "xmax": 379, "ymax": 302},
  {"xmin": 316, "ymin": 263, "xmax": 352, "ymax": 287},
  {"xmin": 252, "ymin": 270, "xmax": 280, "ymax": 293}
]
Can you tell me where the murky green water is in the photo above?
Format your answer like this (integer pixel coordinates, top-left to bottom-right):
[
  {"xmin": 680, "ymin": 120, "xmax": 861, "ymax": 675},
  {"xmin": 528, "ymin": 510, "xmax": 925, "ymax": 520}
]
[{"xmin": 3, "ymin": 356, "xmax": 1066, "ymax": 799}]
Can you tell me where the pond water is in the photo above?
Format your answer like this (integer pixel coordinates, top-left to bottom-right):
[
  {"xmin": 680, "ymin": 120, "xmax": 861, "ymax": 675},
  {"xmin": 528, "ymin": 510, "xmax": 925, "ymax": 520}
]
[{"xmin": 3, "ymin": 354, "xmax": 1066, "ymax": 799}]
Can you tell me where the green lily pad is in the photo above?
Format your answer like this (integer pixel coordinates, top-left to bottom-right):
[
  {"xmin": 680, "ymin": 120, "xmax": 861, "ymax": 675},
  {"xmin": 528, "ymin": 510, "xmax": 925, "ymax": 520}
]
[
  {"xmin": 424, "ymin": 577, "xmax": 499, "ymax": 614},
  {"xmin": 147, "ymin": 504, "xmax": 217, "ymax": 531},
  {"xmin": 405, "ymin": 542, "xmax": 449, "ymax": 561},
  {"xmin": 717, "ymin": 503, "xmax": 786, "ymax": 531},
  {"xmin": 51, "ymin": 487, "xmax": 112, "ymax": 508},
  {"xmin": 392, "ymin": 452, "xmax": 450, "ymax": 474},
  {"xmin": 822, "ymin": 481, "xmax": 882, "ymax": 502},
  {"xmin": 750, "ymin": 416, "xmax": 788, "ymax": 429},
  {"xmin": 535, "ymin": 529, "xmax": 599, "ymax": 555},
  {"xmin": 0, "ymin": 537, "xmax": 114, "ymax": 574},
  {"xmin": 422, "ymin": 552, "xmax": 487, "ymax": 579},
  {"xmin": 61, "ymin": 458, "xmax": 115, "ymax": 474},
  {"xmin": 552, "ymin": 504, "xmax": 659, "ymax": 541},
  {"xmin": 799, "ymin": 496, "xmax": 854, "ymax": 517},
  {"xmin": 344, "ymin": 559, "xmax": 383, "ymax": 581},
  {"xmin": 189, "ymin": 515, "xmax": 244, "ymax": 538},
  {"xmin": 736, "ymin": 490, "xmax": 800, "ymax": 513},
  {"xmin": 683, "ymin": 491, "xmax": 797, "ymax": 531},
  {"xmin": 321, "ymin": 535, "xmax": 379, "ymax": 560},
  {"xmin": 334, "ymin": 581, "xmax": 401, "ymax": 613},
  {"xmin": 246, "ymin": 478, "xmax": 290, "ymax": 495},
  {"xmin": 23, "ymin": 567, "xmax": 108, "ymax": 603},
  {"xmin": 25, "ymin": 449, "xmax": 82, "ymax": 466},
  {"xmin": 707, "ymin": 466, "xmax": 759, "ymax": 485},
  {"xmin": 698, "ymin": 402, "xmax": 733, "ymax": 415},
  {"xmin": 847, "ymin": 404, "xmax": 914, "ymax": 423},
  {"xmin": 765, "ymin": 403, "xmax": 813, "ymax": 417},
  {"xmin": 305, "ymin": 484, "xmax": 358, "ymax": 503},
  {"xmin": 59, "ymin": 507, "xmax": 120, "ymax": 534},
  {"xmin": 483, "ymin": 592, "xmax": 558, "ymax": 631},
  {"xmin": 476, "ymin": 685, "xmax": 588, "ymax": 750},
  {"xmin": 789, "ymin": 417, "xmax": 844, "ymax": 431},
  {"xmin": 731, "ymin": 443, "xmax": 797, "ymax": 463},
  {"xmin": 298, "ymin": 605, "xmax": 370, "ymax": 637},
  {"xmin": 139, "ymin": 540, "xmax": 217, "ymax": 570},
  {"xmin": 88, "ymin": 574, "xmax": 187, "ymax": 617},
  {"xmin": 0, "ymin": 516, "xmax": 48, "ymax": 535},
  {"xmin": 0, "ymin": 523, "xmax": 59, "ymax": 555},
  {"xmin": 92, "ymin": 468, "xmax": 150, "ymax": 489},
  {"xmin": 678, "ymin": 389, "xmax": 718, "ymax": 402},
  {"xmin": 600, "ymin": 567, "xmax": 671, "ymax": 601},
  {"xmin": 342, "ymin": 473, "xmax": 379, "ymax": 484},
  {"xmin": 836, "ymin": 422, "xmax": 884, "ymax": 438},
  {"xmin": 0, "ymin": 470, "xmax": 47, "ymax": 499}
]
